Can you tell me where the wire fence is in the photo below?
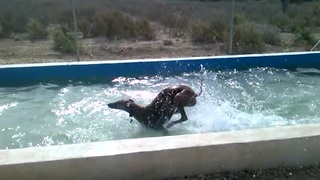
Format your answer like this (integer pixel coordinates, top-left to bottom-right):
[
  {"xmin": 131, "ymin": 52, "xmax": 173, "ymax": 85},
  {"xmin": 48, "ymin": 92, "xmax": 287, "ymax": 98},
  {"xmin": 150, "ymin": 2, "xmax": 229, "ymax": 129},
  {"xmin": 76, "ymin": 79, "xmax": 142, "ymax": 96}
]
[{"xmin": 0, "ymin": 0, "xmax": 319, "ymax": 63}]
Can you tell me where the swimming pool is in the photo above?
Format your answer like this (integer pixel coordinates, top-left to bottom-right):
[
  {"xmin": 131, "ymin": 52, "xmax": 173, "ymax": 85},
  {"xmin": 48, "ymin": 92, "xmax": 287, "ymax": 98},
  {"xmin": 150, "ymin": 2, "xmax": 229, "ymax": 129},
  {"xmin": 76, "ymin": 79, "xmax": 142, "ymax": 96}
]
[{"xmin": 1, "ymin": 66, "xmax": 320, "ymax": 149}]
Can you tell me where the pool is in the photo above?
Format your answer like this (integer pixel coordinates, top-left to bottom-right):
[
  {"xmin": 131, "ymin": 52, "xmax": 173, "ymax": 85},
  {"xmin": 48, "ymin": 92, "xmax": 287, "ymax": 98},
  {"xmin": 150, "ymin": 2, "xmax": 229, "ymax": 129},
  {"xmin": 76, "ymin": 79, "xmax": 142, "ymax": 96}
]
[
  {"xmin": 1, "ymin": 66, "xmax": 320, "ymax": 149},
  {"xmin": 2, "ymin": 52, "xmax": 320, "ymax": 180}
]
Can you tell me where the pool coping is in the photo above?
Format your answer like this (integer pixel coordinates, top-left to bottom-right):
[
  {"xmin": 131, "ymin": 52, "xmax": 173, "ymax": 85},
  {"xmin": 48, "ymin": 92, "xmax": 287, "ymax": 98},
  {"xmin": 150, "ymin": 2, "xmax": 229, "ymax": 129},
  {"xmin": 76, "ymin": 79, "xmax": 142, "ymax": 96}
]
[
  {"xmin": 1, "ymin": 123, "xmax": 320, "ymax": 180},
  {"xmin": 0, "ymin": 51, "xmax": 319, "ymax": 68},
  {"xmin": 1, "ymin": 51, "xmax": 320, "ymax": 86}
]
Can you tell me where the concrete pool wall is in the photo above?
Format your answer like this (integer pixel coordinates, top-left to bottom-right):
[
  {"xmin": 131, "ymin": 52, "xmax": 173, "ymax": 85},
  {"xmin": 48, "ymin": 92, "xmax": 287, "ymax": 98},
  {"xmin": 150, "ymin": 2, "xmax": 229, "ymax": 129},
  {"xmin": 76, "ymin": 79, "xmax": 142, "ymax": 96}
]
[
  {"xmin": 1, "ymin": 51, "xmax": 320, "ymax": 86},
  {"xmin": 1, "ymin": 51, "xmax": 320, "ymax": 179},
  {"xmin": 1, "ymin": 124, "xmax": 320, "ymax": 180}
]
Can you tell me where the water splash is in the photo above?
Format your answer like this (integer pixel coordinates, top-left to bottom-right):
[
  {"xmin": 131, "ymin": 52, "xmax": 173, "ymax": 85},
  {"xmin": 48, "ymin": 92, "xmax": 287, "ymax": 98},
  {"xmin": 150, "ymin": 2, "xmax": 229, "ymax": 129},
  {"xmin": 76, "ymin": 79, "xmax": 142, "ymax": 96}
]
[{"xmin": 1, "ymin": 68, "xmax": 320, "ymax": 149}]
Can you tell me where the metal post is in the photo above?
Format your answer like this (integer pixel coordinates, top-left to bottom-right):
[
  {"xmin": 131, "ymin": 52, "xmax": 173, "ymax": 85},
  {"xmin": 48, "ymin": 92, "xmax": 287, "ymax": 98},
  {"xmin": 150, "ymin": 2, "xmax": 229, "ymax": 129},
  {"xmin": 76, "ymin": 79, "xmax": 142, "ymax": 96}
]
[
  {"xmin": 229, "ymin": 0, "xmax": 235, "ymax": 55},
  {"xmin": 310, "ymin": 39, "xmax": 320, "ymax": 51},
  {"xmin": 72, "ymin": 0, "xmax": 80, "ymax": 61}
]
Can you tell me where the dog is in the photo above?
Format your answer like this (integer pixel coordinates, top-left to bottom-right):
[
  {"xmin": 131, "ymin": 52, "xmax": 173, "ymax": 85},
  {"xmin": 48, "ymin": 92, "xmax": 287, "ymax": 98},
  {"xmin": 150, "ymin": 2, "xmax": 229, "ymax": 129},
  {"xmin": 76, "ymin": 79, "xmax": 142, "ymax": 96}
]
[{"xmin": 108, "ymin": 70, "xmax": 204, "ymax": 130}]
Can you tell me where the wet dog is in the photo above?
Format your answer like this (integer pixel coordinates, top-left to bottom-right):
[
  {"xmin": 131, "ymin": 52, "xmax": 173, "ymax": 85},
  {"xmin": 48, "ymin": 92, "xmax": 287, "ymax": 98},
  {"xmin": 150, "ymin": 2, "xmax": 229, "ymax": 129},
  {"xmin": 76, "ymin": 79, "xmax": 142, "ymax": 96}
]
[
  {"xmin": 108, "ymin": 85, "xmax": 202, "ymax": 130},
  {"xmin": 108, "ymin": 69, "xmax": 204, "ymax": 130}
]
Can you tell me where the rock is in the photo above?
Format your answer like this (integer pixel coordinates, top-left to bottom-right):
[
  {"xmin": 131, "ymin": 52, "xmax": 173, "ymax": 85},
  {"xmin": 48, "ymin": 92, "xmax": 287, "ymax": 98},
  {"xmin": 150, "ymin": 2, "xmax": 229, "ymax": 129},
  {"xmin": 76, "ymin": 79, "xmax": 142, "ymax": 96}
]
[{"xmin": 163, "ymin": 40, "xmax": 174, "ymax": 46}]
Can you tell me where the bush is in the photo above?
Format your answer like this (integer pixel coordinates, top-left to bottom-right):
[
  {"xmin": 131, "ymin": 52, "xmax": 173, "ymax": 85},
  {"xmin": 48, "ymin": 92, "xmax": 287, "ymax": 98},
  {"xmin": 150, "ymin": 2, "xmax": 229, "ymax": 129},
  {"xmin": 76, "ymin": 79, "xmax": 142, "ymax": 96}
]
[
  {"xmin": 232, "ymin": 22, "xmax": 264, "ymax": 54},
  {"xmin": 27, "ymin": 18, "xmax": 48, "ymax": 40},
  {"xmin": 0, "ymin": 13, "xmax": 14, "ymax": 38},
  {"xmin": 92, "ymin": 11, "xmax": 134, "ymax": 38},
  {"xmin": 294, "ymin": 28, "xmax": 317, "ymax": 48},
  {"xmin": 160, "ymin": 11, "xmax": 192, "ymax": 38},
  {"xmin": 133, "ymin": 18, "xmax": 155, "ymax": 40},
  {"xmin": 53, "ymin": 28, "xmax": 81, "ymax": 53},
  {"xmin": 77, "ymin": 17, "xmax": 91, "ymax": 38},
  {"xmin": 92, "ymin": 10, "xmax": 155, "ymax": 40},
  {"xmin": 287, "ymin": 15, "xmax": 308, "ymax": 33},
  {"xmin": 310, "ymin": 4, "xmax": 320, "ymax": 27},
  {"xmin": 260, "ymin": 25, "xmax": 281, "ymax": 46},
  {"xmin": 269, "ymin": 13, "xmax": 290, "ymax": 32},
  {"xmin": 191, "ymin": 20, "xmax": 227, "ymax": 44}
]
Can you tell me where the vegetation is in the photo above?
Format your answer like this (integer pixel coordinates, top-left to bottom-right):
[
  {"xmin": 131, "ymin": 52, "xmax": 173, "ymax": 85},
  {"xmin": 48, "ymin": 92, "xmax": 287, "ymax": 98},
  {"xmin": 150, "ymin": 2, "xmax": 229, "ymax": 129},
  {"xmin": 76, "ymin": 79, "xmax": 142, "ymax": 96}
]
[
  {"xmin": 26, "ymin": 19, "xmax": 48, "ymax": 40},
  {"xmin": 294, "ymin": 28, "xmax": 317, "ymax": 49},
  {"xmin": 90, "ymin": 10, "xmax": 155, "ymax": 40},
  {"xmin": 0, "ymin": 0, "xmax": 319, "ymax": 54},
  {"xmin": 53, "ymin": 27, "xmax": 81, "ymax": 53}
]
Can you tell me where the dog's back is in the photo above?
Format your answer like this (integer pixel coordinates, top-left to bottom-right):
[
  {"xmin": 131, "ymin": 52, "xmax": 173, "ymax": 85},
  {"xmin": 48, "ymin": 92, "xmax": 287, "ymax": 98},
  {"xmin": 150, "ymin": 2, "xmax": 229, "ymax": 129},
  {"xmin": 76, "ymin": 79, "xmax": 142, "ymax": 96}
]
[{"xmin": 108, "ymin": 84, "xmax": 201, "ymax": 130}]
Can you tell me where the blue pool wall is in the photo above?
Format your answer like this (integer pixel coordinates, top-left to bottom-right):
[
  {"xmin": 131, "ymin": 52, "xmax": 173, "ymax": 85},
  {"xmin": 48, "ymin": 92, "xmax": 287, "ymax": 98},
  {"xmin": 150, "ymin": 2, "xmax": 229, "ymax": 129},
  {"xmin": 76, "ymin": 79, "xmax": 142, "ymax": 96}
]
[{"xmin": 0, "ymin": 51, "xmax": 320, "ymax": 86}]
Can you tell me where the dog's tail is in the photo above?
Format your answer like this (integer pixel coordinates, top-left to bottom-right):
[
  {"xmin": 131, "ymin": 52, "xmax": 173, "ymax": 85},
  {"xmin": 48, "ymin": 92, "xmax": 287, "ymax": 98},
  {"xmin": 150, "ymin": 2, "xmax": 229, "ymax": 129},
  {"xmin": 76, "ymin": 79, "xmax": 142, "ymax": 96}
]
[{"xmin": 197, "ymin": 64, "xmax": 204, "ymax": 97}]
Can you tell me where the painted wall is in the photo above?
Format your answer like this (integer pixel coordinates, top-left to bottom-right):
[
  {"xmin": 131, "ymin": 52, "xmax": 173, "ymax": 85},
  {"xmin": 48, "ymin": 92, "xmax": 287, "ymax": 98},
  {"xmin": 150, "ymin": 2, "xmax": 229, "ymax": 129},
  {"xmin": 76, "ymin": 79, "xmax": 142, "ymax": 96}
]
[{"xmin": 1, "ymin": 51, "xmax": 320, "ymax": 86}]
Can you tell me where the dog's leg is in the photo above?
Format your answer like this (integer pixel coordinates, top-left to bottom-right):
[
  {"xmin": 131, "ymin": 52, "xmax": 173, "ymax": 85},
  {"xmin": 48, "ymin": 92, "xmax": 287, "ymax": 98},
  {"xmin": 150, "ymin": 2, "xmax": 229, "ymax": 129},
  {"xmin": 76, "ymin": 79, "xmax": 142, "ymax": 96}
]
[{"xmin": 166, "ymin": 106, "xmax": 188, "ymax": 128}]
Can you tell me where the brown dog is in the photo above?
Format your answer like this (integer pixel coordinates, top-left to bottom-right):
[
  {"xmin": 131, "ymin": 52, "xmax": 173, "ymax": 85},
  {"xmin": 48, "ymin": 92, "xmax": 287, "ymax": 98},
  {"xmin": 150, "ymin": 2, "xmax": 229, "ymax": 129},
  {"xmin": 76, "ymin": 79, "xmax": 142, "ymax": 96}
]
[{"xmin": 108, "ymin": 82, "xmax": 203, "ymax": 130}]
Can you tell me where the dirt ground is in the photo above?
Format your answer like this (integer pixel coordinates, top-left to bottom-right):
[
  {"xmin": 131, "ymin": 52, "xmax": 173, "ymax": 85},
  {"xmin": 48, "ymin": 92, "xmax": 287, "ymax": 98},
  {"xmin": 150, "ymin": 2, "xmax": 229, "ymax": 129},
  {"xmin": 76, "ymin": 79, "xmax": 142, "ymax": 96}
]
[
  {"xmin": 0, "ymin": 34, "xmax": 226, "ymax": 65},
  {"xmin": 0, "ymin": 31, "xmax": 308, "ymax": 65}
]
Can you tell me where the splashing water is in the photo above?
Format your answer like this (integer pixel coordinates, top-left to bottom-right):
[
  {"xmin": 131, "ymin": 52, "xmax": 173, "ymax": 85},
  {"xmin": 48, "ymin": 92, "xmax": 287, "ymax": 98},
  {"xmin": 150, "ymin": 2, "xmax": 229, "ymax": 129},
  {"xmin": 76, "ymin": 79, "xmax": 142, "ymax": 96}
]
[{"xmin": 1, "ymin": 68, "xmax": 320, "ymax": 149}]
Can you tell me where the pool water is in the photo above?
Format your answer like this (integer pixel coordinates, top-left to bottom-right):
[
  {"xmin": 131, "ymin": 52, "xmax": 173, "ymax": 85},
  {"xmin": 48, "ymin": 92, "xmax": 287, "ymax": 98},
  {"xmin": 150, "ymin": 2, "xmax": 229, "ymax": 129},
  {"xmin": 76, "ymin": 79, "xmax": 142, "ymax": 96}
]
[{"xmin": 1, "ymin": 67, "xmax": 320, "ymax": 149}]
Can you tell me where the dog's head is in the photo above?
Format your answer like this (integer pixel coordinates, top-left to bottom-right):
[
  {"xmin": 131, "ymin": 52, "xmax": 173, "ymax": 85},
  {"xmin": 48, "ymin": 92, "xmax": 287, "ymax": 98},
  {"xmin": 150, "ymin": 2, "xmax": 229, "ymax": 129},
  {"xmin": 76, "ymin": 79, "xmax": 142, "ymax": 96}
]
[{"xmin": 107, "ymin": 99, "xmax": 134, "ymax": 112}]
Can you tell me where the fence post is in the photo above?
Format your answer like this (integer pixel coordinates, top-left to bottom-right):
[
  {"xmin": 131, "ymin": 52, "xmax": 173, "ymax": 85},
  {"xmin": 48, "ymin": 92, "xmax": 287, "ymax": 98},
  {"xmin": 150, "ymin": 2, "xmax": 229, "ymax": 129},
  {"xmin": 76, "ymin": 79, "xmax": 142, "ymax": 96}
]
[
  {"xmin": 229, "ymin": 0, "xmax": 235, "ymax": 55},
  {"xmin": 310, "ymin": 39, "xmax": 320, "ymax": 51},
  {"xmin": 71, "ymin": 0, "xmax": 80, "ymax": 61}
]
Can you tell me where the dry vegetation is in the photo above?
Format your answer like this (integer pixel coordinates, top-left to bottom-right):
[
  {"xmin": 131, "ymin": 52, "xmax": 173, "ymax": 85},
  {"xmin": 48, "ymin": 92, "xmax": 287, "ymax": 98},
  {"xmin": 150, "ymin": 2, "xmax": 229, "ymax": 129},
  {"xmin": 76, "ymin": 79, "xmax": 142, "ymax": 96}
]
[{"xmin": 0, "ymin": 0, "xmax": 320, "ymax": 64}]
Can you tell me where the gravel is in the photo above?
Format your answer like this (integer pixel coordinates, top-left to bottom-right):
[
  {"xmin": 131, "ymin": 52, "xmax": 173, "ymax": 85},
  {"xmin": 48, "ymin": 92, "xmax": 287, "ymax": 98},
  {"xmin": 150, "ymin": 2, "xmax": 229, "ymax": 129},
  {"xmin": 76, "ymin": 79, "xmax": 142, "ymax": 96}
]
[{"xmin": 167, "ymin": 163, "xmax": 320, "ymax": 180}]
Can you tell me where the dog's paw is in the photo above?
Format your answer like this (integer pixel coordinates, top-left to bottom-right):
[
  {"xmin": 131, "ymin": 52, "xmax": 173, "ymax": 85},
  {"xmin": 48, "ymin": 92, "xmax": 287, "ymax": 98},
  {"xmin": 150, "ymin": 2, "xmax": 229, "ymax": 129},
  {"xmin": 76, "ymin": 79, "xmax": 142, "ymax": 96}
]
[{"xmin": 166, "ymin": 122, "xmax": 175, "ymax": 128}]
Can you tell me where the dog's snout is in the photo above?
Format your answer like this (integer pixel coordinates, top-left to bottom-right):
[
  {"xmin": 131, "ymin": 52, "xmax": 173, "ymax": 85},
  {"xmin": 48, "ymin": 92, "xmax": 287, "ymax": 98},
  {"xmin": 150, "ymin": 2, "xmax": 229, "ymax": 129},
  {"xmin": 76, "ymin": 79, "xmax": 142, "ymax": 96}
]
[{"xmin": 107, "ymin": 103, "xmax": 115, "ymax": 108}]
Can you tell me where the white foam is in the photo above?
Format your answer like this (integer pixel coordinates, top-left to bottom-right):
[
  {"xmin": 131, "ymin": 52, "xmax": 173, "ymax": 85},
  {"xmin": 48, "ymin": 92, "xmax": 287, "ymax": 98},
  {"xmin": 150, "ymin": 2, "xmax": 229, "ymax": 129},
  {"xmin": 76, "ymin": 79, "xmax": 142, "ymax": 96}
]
[{"xmin": 1, "ymin": 68, "xmax": 320, "ymax": 149}]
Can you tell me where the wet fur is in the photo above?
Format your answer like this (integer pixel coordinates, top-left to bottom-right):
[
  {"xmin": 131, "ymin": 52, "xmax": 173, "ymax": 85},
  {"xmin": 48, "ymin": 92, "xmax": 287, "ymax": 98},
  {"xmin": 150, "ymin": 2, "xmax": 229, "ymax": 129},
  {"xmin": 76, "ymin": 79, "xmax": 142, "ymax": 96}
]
[{"xmin": 108, "ymin": 85, "xmax": 201, "ymax": 130}]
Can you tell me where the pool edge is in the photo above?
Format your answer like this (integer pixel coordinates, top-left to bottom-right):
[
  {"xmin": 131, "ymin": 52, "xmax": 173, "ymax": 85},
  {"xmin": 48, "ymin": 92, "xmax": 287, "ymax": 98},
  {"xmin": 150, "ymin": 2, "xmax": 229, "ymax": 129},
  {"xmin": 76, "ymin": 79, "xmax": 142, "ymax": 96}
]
[
  {"xmin": 1, "ymin": 51, "xmax": 320, "ymax": 87},
  {"xmin": 1, "ymin": 123, "xmax": 320, "ymax": 180}
]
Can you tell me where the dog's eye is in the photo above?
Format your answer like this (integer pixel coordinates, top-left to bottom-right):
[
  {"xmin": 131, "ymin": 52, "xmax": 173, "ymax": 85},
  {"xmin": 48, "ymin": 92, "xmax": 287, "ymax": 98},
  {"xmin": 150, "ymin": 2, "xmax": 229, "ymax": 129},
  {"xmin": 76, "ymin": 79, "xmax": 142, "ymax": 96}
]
[{"xmin": 126, "ymin": 102, "xmax": 130, "ymax": 107}]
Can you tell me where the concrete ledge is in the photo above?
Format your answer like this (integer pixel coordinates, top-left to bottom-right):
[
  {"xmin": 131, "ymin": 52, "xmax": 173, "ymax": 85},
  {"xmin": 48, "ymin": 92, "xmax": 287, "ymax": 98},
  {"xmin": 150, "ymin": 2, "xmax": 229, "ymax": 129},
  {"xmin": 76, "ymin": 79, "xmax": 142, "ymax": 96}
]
[{"xmin": 1, "ymin": 123, "xmax": 320, "ymax": 180}]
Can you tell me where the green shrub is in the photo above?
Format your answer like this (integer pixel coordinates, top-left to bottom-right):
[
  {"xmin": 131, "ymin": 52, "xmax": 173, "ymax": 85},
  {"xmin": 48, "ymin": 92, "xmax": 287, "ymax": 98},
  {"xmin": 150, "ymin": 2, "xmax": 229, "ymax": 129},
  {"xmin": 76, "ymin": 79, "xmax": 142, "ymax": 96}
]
[
  {"xmin": 294, "ymin": 28, "xmax": 317, "ymax": 48},
  {"xmin": 53, "ymin": 28, "xmax": 80, "ymax": 53},
  {"xmin": 27, "ymin": 18, "xmax": 48, "ymax": 40},
  {"xmin": 287, "ymin": 15, "xmax": 308, "ymax": 33},
  {"xmin": 233, "ymin": 22, "xmax": 264, "ymax": 54}
]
